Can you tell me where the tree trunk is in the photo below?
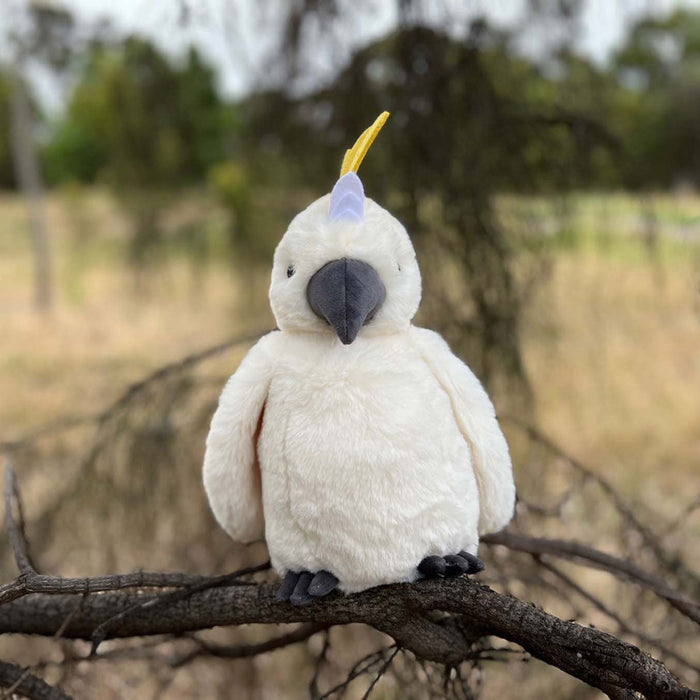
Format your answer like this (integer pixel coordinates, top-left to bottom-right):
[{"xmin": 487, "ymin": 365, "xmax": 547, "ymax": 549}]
[{"xmin": 9, "ymin": 70, "xmax": 52, "ymax": 312}]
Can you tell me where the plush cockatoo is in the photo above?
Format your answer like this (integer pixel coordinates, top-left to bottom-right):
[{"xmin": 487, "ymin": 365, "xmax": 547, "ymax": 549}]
[{"xmin": 203, "ymin": 112, "xmax": 515, "ymax": 605}]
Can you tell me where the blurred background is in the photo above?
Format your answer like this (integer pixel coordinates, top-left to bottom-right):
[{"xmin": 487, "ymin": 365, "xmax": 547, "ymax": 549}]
[{"xmin": 0, "ymin": 0, "xmax": 698, "ymax": 698}]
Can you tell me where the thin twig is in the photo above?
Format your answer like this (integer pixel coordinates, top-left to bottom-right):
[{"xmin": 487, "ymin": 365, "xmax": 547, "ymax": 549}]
[
  {"xmin": 89, "ymin": 561, "xmax": 271, "ymax": 654},
  {"xmin": 172, "ymin": 622, "xmax": 328, "ymax": 668},
  {"xmin": 482, "ymin": 531, "xmax": 700, "ymax": 624},
  {"xmin": 503, "ymin": 417, "xmax": 699, "ymax": 590},
  {"xmin": 360, "ymin": 646, "xmax": 401, "ymax": 700},
  {"xmin": 0, "ymin": 569, "xmax": 248, "ymax": 606},
  {"xmin": 662, "ymin": 497, "xmax": 700, "ymax": 539},
  {"xmin": 537, "ymin": 557, "xmax": 699, "ymax": 675},
  {"xmin": 0, "ymin": 660, "xmax": 70, "ymax": 700},
  {"xmin": 3, "ymin": 461, "xmax": 34, "ymax": 574},
  {"xmin": 0, "ymin": 331, "xmax": 269, "ymax": 454},
  {"xmin": 318, "ymin": 646, "xmax": 398, "ymax": 700},
  {"xmin": 53, "ymin": 595, "xmax": 87, "ymax": 642}
]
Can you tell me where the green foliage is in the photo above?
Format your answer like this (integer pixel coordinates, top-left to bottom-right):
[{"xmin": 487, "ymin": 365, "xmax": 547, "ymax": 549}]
[
  {"xmin": 613, "ymin": 9, "xmax": 700, "ymax": 188},
  {"xmin": 44, "ymin": 40, "xmax": 234, "ymax": 188},
  {"xmin": 43, "ymin": 115, "xmax": 106, "ymax": 185},
  {"xmin": 40, "ymin": 7, "xmax": 700, "ymax": 194},
  {"xmin": 41, "ymin": 39, "xmax": 239, "ymax": 272}
]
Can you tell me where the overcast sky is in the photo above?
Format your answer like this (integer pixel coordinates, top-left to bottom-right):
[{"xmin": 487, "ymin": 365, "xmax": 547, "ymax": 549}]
[{"xmin": 7, "ymin": 0, "xmax": 700, "ymax": 111}]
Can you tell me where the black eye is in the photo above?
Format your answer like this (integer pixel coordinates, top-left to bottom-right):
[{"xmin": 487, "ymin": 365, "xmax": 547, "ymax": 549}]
[
  {"xmin": 397, "ymin": 263, "xmax": 402, "ymax": 272},
  {"xmin": 287, "ymin": 265, "xmax": 295, "ymax": 278}
]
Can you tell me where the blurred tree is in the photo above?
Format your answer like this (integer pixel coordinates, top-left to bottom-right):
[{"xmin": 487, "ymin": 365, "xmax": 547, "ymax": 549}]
[
  {"xmin": 45, "ymin": 38, "xmax": 235, "ymax": 276},
  {"xmin": 0, "ymin": 73, "xmax": 16, "ymax": 189},
  {"xmin": 29, "ymin": 0, "xmax": 700, "ymax": 332},
  {"xmin": 46, "ymin": 40, "xmax": 232, "ymax": 187},
  {"xmin": 241, "ymin": 18, "xmax": 617, "ymax": 397},
  {"xmin": 614, "ymin": 9, "xmax": 700, "ymax": 188},
  {"xmin": 4, "ymin": 0, "xmax": 73, "ymax": 312},
  {"xmin": 208, "ymin": 160, "xmax": 254, "ymax": 258}
]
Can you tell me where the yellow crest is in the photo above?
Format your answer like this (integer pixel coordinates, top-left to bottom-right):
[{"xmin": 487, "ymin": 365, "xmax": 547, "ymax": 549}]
[{"xmin": 339, "ymin": 111, "xmax": 390, "ymax": 177}]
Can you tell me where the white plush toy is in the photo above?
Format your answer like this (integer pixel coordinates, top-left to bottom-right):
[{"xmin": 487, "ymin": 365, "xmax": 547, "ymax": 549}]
[{"xmin": 203, "ymin": 113, "xmax": 515, "ymax": 604}]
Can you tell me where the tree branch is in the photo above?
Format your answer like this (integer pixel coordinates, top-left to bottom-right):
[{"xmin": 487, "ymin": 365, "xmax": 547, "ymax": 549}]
[
  {"xmin": 171, "ymin": 622, "xmax": 329, "ymax": 668},
  {"xmin": 502, "ymin": 418, "xmax": 699, "ymax": 592},
  {"xmin": 4, "ymin": 460, "xmax": 35, "ymax": 574},
  {"xmin": 2, "ymin": 451, "xmax": 697, "ymax": 699},
  {"xmin": 0, "ymin": 659, "xmax": 70, "ymax": 700},
  {"xmin": 88, "ymin": 561, "xmax": 271, "ymax": 654},
  {"xmin": 482, "ymin": 531, "xmax": 700, "ymax": 625},
  {"xmin": 537, "ymin": 558, "xmax": 699, "ymax": 675},
  {"xmin": 0, "ymin": 464, "xmax": 268, "ymax": 609},
  {"xmin": 0, "ymin": 578, "xmax": 694, "ymax": 699}
]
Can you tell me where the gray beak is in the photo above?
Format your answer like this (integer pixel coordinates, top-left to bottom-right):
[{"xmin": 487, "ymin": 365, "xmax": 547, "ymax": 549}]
[{"xmin": 307, "ymin": 258, "xmax": 385, "ymax": 345}]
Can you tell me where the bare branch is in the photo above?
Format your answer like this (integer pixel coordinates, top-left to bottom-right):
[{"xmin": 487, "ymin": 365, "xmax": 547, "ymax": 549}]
[
  {"xmin": 0, "ymin": 659, "xmax": 70, "ymax": 700},
  {"xmin": 171, "ymin": 622, "xmax": 328, "ymax": 668},
  {"xmin": 0, "ymin": 578, "xmax": 693, "ymax": 699},
  {"xmin": 0, "ymin": 330, "xmax": 269, "ymax": 453},
  {"xmin": 4, "ymin": 461, "xmax": 35, "ymax": 574},
  {"xmin": 503, "ymin": 418, "xmax": 699, "ymax": 590},
  {"xmin": 0, "ymin": 569, "xmax": 248, "ymax": 605},
  {"xmin": 0, "ymin": 569, "xmax": 263, "ymax": 608},
  {"xmin": 360, "ymin": 646, "xmax": 401, "ymax": 700},
  {"xmin": 482, "ymin": 531, "xmax": 700, "ymax": 625},
  {"xmin": 537, "ymin": 558, "xmax": 699, "ymax": 675},
  {"xmin": 89, "ymin": 561, "xmax": 271, "ymax": 655},
  {"xmin": 318, "ymin": 645, "xmax": 399, "ymax": 700}
]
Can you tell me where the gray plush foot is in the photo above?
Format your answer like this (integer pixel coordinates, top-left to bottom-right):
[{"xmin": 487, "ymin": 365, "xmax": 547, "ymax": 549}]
[
  {"xmin": 417, "ymin": 555, "xmax": 446, "ymax": 577},
  {"xmin": 418, "ymin": 552, "xmax": 485, "ymax": 579},
  {"xmin": 459, "ymin": 551, "xmax": 485, "ymax": 574},
  {"xmin": 278, "ymin": 570, "xmax": 340, "ymax": 604},
  {"xmin": 308, "ymin": 570, "xmax": 339, "ymax": 597},
  {"xmin": 290, "ymin": 571, "xmax": 314, "ymax": 606},
  {"xmin": 444, "ymin": 554, "xmax": 471, "ymax": 576},
  {"xmin": 277, "ymin": 571, "xmax": 300, "ymax": 602}
]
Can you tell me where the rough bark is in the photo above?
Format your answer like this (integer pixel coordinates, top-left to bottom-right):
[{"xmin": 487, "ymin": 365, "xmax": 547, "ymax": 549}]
[
  {"xmin": 0, "ymin": 577, "xmax": 695, "ymax": 700},
  {"xmin": 0, "ymin": 659, "xmax": 71, "ymax": 700}
]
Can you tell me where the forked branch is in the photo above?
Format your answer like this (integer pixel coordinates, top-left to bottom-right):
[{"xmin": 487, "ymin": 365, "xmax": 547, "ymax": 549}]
[{"xmin": 1, "ymin": 468, "xmax": 697, "ymax": 700}]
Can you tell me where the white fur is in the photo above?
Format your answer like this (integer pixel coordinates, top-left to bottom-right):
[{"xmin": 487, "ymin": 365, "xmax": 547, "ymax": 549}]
[{"xmin": 203, "ymin": 193, "xmax": 515, "ymax": 593}]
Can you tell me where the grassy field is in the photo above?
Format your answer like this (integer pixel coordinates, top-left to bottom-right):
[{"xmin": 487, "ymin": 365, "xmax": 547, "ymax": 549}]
[
  {"xmin": 0, "ymin": 188, "xmax": 698, "ymax": 698},
  {"xmin": 2, "ymin": 189, "xmax": 698, "ymax": 490}
]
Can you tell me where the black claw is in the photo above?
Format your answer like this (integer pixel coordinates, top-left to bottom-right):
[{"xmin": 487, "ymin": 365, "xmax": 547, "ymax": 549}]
[
  {"xmin": 290, "ymin": 571, "xmax": 314, "ymax": 606},
  {"xmin": 458, "ymin": 551, "xmax": 485, "ymax": 574},
  {"xmin": 309, "ymin": 570, "xmax": 339, "ymax": 597},
  {"xmin": 277, "ymin": 571, "xmax": 300, "ymax": 602},
  {"xmin": 444, "ymin": 554, "xmax": 470, "ymax": 577},
  {"xmin": 418, "ymin": 555, "xmax": 446, "ymax": 578}
]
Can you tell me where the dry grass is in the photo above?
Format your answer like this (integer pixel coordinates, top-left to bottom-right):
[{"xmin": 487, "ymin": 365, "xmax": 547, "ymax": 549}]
[
  {"xmin": 2, "ymin": 189, "xmax": 698, "ymax": 494},
  {"xmin": 0, "ymin": 189, "xmax": 272, "ymax": 434},
  {"xmin": 524, "ymin": 252, "xmax": 700, "ymax": 490}
]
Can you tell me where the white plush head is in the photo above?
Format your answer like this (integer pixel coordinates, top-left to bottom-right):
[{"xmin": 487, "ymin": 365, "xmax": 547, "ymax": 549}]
[{"xmin": 269, "ymin": 177, "xmax": 421, "ymax": 344}]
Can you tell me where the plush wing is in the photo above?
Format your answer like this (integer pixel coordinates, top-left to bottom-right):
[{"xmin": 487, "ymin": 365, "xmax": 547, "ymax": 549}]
[
  {"xmin": 203, "ymin": 332, "xmax": 278, "ymax": 543},
  {"xmin": 411, "ymin": 327, "xmax": 515, "ymax": 535}
]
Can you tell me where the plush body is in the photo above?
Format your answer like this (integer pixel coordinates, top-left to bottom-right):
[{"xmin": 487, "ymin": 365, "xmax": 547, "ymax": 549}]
[{"xmin": 204, "ymin": 186, "xmax": 515, "ymax": 595}]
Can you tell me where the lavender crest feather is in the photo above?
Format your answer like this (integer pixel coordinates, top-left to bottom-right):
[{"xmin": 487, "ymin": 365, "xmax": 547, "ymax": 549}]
[{"xmin": 328, "ymin": 172, "xmax": 364, "ymax": 223}]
